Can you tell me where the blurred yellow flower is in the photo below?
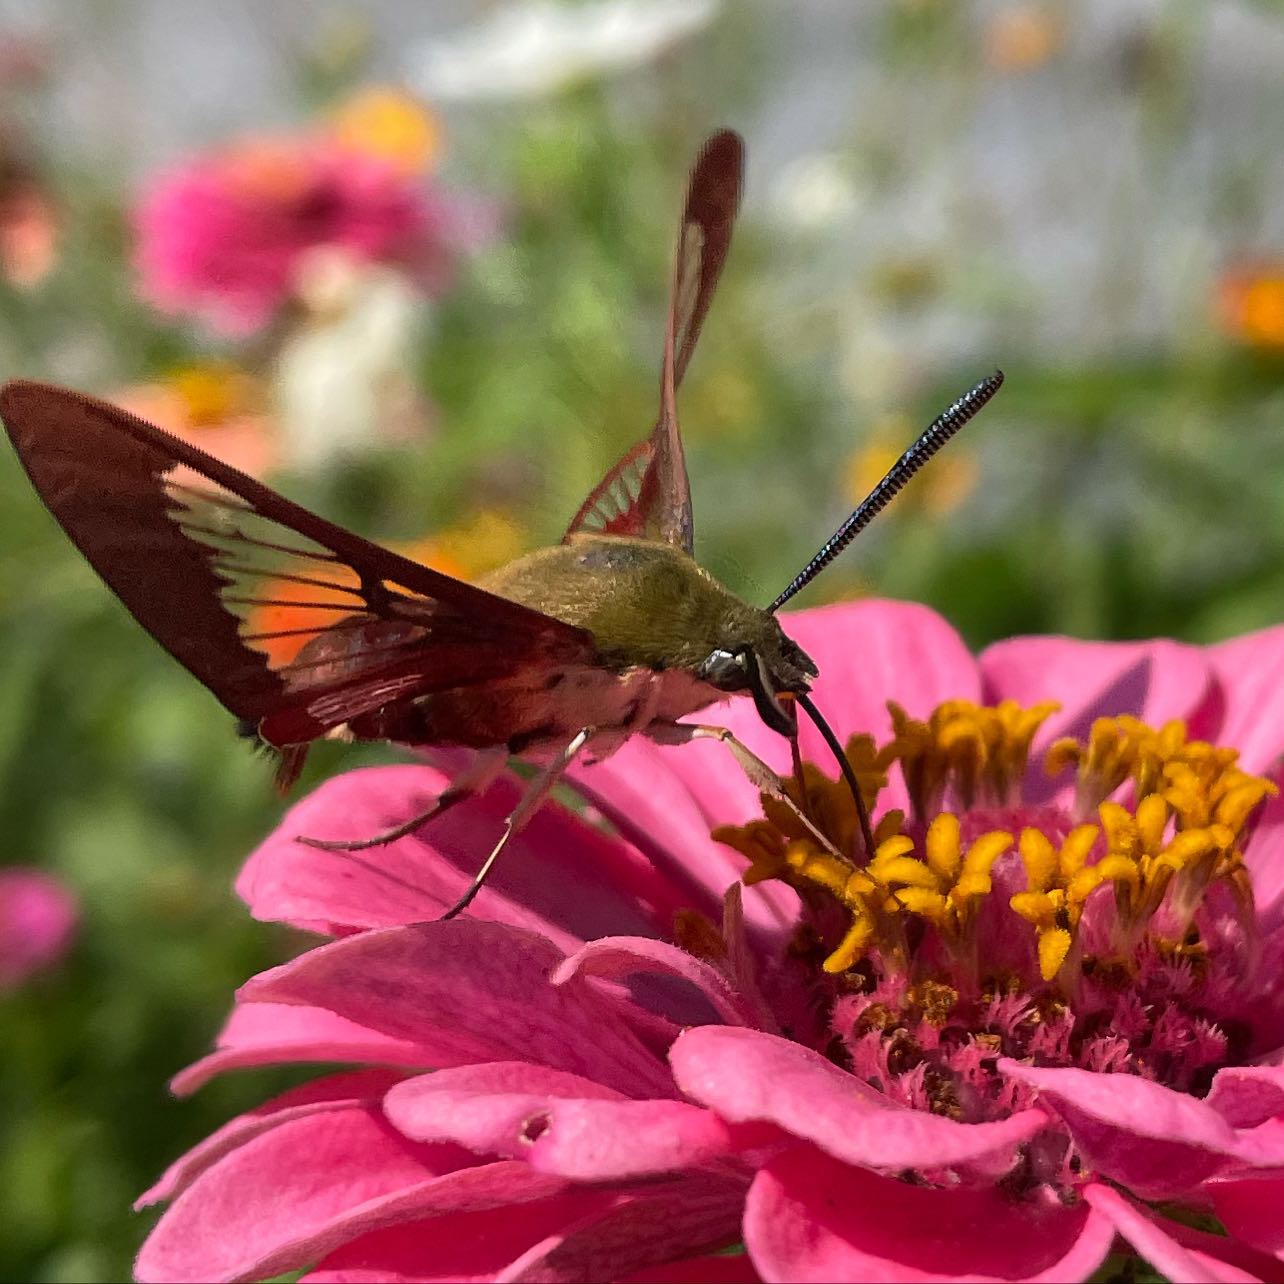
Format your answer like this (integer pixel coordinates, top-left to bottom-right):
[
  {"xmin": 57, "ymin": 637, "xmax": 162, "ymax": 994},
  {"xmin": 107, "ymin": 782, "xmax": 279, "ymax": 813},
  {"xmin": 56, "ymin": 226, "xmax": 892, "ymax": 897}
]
[
  {"xmin": 328, "ymin": 86, "xmax": 441, "ymax": 176},
  {"xmin": 1216, "ymin": 265, "xmax": 1284, "ymax": 350},
  {"xmin": 985, "ymin": 5, "xmax": 1064, "ymax": 73},
  {"xmin": 166, "ymin": 360, "xmax": 260, "ymax": 428},
  {"xmin": 432, "ymin": 508, "xmax": 527, "ymax": 578},
  {"xmin": 845, "ymin": 414, "xmax": 978, "ymax": 519}
]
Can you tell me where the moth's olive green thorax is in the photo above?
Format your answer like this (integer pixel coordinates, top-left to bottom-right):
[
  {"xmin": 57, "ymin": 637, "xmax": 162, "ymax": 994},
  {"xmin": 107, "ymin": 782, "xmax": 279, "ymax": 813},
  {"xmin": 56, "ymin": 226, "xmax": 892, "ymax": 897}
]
[{"xmin": 476, "ymin": 534, "xmax": 817, "ymax": 735}]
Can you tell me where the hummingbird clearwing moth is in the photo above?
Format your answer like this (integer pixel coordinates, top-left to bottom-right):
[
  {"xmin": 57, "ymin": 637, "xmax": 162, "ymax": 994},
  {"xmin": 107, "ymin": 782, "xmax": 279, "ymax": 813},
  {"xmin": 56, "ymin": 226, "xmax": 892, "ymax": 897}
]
[{"xmin": 1, "ymin": 129, "xmax": 1003, "ymax": 917}]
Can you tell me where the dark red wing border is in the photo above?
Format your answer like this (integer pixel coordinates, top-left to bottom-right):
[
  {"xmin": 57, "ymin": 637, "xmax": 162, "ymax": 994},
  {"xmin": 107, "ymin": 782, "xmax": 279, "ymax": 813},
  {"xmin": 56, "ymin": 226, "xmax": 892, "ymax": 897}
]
[{"xmin": 1, "ymin": 380, "xmax": 598, "ymax": 738}]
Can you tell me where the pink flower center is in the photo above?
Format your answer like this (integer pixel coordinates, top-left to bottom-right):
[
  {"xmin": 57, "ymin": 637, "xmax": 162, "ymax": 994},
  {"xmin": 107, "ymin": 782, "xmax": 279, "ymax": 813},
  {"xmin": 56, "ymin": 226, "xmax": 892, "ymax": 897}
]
[{"xmin": 714, "ymin": 702, "xmax": 1277, "ymax": 1160}]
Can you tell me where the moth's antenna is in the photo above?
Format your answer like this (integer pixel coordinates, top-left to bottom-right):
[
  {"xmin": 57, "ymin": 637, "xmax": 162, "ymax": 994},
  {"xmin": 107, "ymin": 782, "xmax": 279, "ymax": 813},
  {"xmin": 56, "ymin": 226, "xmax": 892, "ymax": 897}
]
[
  {"xmin": 769, "ymin": 370, "xmax": 1004, "ymax": 612},
  {"xmin": 796, "ymin": 692, "xmax": 875, "ymax": 859}
]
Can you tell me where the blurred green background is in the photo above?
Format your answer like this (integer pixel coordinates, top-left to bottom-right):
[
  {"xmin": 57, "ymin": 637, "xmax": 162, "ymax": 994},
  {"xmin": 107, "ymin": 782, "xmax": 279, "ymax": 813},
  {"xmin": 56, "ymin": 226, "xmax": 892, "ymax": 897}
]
[{"xmin": 1, "ymin": 1, "xmax": 1283, "ymax": 1278}]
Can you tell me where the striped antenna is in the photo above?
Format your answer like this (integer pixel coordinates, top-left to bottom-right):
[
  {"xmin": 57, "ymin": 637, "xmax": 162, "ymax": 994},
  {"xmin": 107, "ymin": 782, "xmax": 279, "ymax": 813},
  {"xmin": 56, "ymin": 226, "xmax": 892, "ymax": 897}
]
[{"xmin": 769, "ymin": 370, "xmax": 1004, "ymax": 612}]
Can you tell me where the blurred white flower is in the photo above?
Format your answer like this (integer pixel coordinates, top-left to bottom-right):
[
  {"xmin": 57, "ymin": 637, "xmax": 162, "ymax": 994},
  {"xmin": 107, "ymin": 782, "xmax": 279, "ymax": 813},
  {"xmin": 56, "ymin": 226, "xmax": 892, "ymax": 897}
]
[
  {"xmin": 409, "ymin": 0, "xmax": 720, "ymax": 101},
  {"xmin": 274, "ymin": 248, "xmax": 431, "ymax": 470},
  {"xmin": 769, "ymin": 150, "xmax": 860, "ymax": 231}
]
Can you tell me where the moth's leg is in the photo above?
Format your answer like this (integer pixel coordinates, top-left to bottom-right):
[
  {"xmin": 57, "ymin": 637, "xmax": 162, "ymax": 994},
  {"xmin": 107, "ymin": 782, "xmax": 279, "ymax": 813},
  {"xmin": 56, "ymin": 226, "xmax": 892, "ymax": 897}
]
[
  {"xmin": 297, "ymin": 748, "xmax": 508, "ymax": 852},
  {"xmin": 646, "ymin": 721, "xmax": 846, "ymax": 861},
  {"xmin": 440, "ymin": 726, "xmax": 594, "ymax": 921}
]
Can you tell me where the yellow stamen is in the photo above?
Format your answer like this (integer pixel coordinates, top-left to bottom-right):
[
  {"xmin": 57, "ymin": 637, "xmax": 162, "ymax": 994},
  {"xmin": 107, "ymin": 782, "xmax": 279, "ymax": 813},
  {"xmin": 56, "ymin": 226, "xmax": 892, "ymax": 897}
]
[
  {"xmin": 1011, "ymin": 824, "xmax": 1105, "ymax": 983},
  {"xmin": 881, "ymin": 698, "xmax": 1059, "ymax": 819},
  {"xmin": 713, "ymin": 699, "xmax": 1274, "ymax": 987}
]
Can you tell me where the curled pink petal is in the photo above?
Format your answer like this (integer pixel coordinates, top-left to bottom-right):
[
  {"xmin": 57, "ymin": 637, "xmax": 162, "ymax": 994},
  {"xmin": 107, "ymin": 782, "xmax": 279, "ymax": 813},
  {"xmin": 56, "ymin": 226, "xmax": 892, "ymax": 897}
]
[
  {"xmin": 999, "ymin": 1061, "xmax": 1276, "ymax": 1198},
  {"xmin": 1083, "ymin": 1183, "xmax": 1263, "ymax": 1284},
  {"xmin": 553, "ymin": 937, "xmax": 758, "ymax": 1027},
  {"xmin": 240, "ymin": 920, "xmax": 672, "ymax": 1097},
  {"xmin": 673, "ymin": 1027, "xmax": 1045, "ymax": 1170},
  {"xmin": 496, "ymin": 1174, "xmax": 747, "ymax": 1284},
  {"xmin": 139, "ymin": 1068, "xmax": 405, "ymax": 1206},
  {"xmin": 170, "ymin": 1001, "xmax": 430, "ymax": 1096},
  {"xmin": 1205, "ymin": 1064, "xmax": 1284, "ymax": 1128},
  {"xmin": 385, "ymin": 1064, "xmax": 731, "ymax": 1181},
  {"xmin": 744, "ymin": 1147, "xmax": 1115, "ymax": 1283},
  {"xmin": 383, "ymin": 1063, "xmax": 624, "ymax": 1154}
]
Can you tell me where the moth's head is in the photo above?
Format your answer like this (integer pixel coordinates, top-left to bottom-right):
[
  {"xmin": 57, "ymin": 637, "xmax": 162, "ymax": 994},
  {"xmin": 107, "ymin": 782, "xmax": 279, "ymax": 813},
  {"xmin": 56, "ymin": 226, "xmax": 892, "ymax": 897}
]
[{"xmin": 695, "ymin": 611, "xmax": 817, "ymax": 737}]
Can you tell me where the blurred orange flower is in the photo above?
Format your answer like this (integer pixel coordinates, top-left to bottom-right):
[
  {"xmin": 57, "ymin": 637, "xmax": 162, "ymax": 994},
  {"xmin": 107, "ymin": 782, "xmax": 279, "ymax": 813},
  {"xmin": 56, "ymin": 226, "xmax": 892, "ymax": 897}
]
[
  {"xmin": 112, "ymin": 362, "xmax": 277, "ymax": 478},
  {"xmin": 1216, "ymin": 264, "xmax": 1284, "ymax": 350},
  {"xmin": 0, "ymin": 141, "xmax": 57, "ymax": 288},
  {"xmin": 985, "ymin": 5, "xmax": 1064, "ymax": 73}
]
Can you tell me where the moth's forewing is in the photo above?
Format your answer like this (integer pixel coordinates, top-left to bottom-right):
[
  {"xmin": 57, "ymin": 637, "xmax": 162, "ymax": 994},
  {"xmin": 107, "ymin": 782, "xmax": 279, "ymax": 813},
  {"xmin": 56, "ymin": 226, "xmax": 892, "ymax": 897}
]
[
  {"xmin": 565, "ymin": 129, "xmax": 745, "ymax": 554},
  {"xmin": 0, "ymin": 382, "xmax": 597, "ymax": 746}
]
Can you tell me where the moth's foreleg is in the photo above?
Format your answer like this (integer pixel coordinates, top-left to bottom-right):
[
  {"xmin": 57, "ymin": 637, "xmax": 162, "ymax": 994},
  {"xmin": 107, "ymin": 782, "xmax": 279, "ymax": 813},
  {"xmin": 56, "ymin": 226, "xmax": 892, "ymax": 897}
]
[
  {"xmin": 296, "ymin": 748, "xmax": 507, "ymax": 852},
  {"xmin": 646, "ymin": 721, "xmax": 847, "ymax": 862},
  {"xmin": 439, "ymin": 726, "xmax": 595, "ymax": 921}
]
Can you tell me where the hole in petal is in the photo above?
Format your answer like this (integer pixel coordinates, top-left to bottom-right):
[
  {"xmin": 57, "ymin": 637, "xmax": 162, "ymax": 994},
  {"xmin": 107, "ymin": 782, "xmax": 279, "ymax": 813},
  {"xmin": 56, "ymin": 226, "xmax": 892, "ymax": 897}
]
[{"xmin": 520, "ymin": 1112, "xmax": 551, "ymax": 1144}]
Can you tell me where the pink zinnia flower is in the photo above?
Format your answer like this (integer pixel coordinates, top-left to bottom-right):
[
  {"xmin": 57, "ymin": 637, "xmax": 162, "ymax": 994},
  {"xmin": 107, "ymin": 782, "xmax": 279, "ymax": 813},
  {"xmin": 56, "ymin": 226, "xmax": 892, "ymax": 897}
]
[
  {"xmin": 137, "ymin": 601, "xmax": 1284, "ymax": 1282},
  {"xmin": 134, "ymin": 136, "xmax": 472, "ymax": 335},
  {"xmin": 0, "ymin": 866, "xmax": 77, "ymax": 988}
]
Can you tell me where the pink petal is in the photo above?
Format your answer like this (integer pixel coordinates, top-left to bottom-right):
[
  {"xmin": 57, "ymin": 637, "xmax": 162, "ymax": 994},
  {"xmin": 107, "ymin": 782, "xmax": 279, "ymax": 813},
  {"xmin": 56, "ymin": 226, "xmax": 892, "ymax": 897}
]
[
  {"xmin": 744, "ymin": 1146, "xmax": 1115, "ymax": 1283},
  {"xmin": 1243, "ymin": 780, "xmax": 1284, "ymax": 934},
  {"xmin": 383, "ymin": 1062, "xmax": 624, "ymax": 1151},
  {"xmin": 496, "ymin": 1174, "xmax": 747, "ymax": 1284},
  {"xmin": 1083, "ymin": 1183, "xmax": 1264, "ymax": 1284},
  {"xmin": 1206, "ymin": 1064, "xmax": 1284, "ymax": 1128},
  {"xmin": 621, "ymin": 1255, "xmax": 761, "ymax": 1283},
  {"xmin": 999, "ymin": 1061, "xmax": 1275, "ymax": 1198},
  {"xmin": 1205, "ymin": 624, "xmax": 1284, "ymax": 774},
  {"xmin": 980, "ymin": 635, "xmax": 1213, "ymax": 804},
  {"xmin": 139, "ymin": 1069, "xmax": 405, "ymax": 1206},
  {"xmin": 135, "ymin": 1100, "xmax": 505, "ymax": 1283},
  {"xmin": 672, "ymin": 1027, "xmax": 1045, "ymax": 1170},
  {"xmin": 238, "ymin": 765, "xmax": 679, "ymax": 949},
  {"xmin": 239, "ymin": 920, "xmax": 673, "ymax": 1097},
  {"xmin": 782, "ymin": 600, "xmax": 982, "ymax": 764},
  {"xmin": 302, "ymin": 1192, "xmax": 623, "ymax": 1283},
  {"xmin": 386, "ymin": 1065, "xmax": 732, "ymax": 1181},
  {"xmin": 553, "ymin": 937, "xmax": 759, "ymax": 1027},
  {"xmin": 1211, "ymin": 1172, "xmax": 1284, "ymax": 1257},
  {"xmin": 568, "ymin": 741, "xmax": 799, "ymax": 940},
  {"xmin": 171, "ymin": 1001, "xmax": 430, "ymax": 1096}
]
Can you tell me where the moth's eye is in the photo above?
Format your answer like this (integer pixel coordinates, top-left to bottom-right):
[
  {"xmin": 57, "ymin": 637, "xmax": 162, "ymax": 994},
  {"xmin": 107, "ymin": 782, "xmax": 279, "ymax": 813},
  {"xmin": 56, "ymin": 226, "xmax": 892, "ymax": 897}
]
[{"xmin": 697, "ymin": 648, "xmax": 748, "ymax": 689}]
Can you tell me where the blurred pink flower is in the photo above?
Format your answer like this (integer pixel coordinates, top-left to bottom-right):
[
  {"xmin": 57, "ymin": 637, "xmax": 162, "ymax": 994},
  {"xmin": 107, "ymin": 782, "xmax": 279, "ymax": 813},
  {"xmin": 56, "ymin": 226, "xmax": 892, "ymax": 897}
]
[
  {"xmin": 136, "ymin": 602, "xmax": 1284, "ymax": 1282},
  {"xmin": 0, "ymin": 866, "xmax": 76, "ymax": 988},
  {"xmin": 133, "ymin": 136, "xmax": 481, "ymax": 335}
]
